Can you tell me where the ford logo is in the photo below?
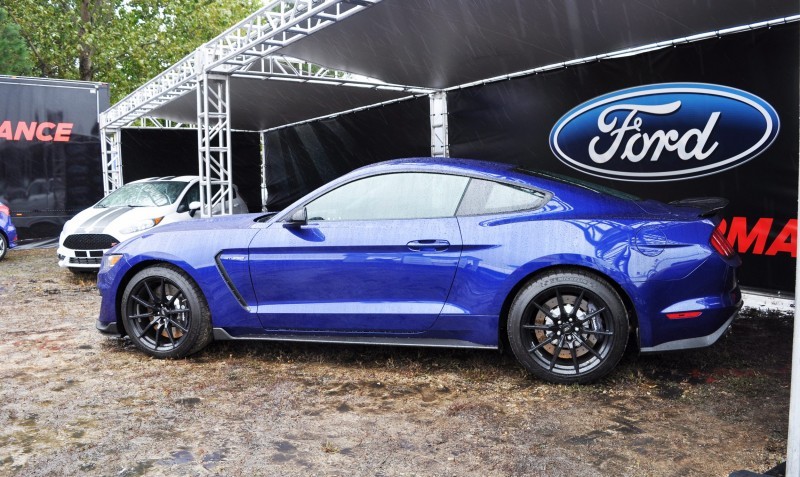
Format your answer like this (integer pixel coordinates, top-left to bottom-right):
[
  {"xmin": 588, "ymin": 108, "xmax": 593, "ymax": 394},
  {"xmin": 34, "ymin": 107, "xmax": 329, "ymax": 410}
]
[{"xmin": 549, "ymin": 83, "xmax": 780, "ymax": 181}]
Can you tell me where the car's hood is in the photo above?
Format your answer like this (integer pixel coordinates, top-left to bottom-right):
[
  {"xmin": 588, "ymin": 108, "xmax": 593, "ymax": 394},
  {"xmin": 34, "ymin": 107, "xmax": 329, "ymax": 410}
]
[
  {"xmin": 62, "ymin": 205, "xmax": 174, "ymax": 238},
  {"xmin": 143, "ymin": 213, "xmax": 263, "ymax": 234}
]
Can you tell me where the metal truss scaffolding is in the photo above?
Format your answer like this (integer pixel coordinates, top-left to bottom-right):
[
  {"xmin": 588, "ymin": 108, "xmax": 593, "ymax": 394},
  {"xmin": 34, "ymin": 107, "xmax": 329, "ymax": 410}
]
[
  {"xmin": 100, "ymin": 129, "xmax": 123, "ymax": 195},
  {"xmin": 99, "ymin": 0, "xmax": 388, "ymax": 214},
  {"xmin": 231, "ymin": 56, "xmax": 432, "ymax": 94},
  {"xmin": 196, "ymin": 74, "xmax": 234, "ymax": 218},
  {"xmin": 101, "ymin": 0, "xmax": 382, "ymax": 130},
  {"xmin": 429, "ymin": 92, "xmax": 449, "ymax": 158}
]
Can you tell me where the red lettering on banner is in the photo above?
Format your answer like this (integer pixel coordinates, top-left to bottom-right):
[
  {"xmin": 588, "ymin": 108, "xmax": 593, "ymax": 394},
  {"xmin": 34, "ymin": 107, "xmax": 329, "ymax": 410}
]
[
  {"xmin": 766, "ymin": 219, "xmax": 797, "ymax": 257},
  {"xmin": 718, "ymin": 217, "xmax": 797, "ymax": 258},
  {"xmin": 35, "ymin": 122, "xmax": 56, "ymax": 141},
  {"xmin": 53, "ymin": 123, "xmax": 73, "ymax": 142},
  {"xmin": 14, "ymin": 121, "xmax": 36, "ymax": 140},
  {"xmin": 0, "ymin": 121, "xmax": 11, "ymax": 140},
  {"xmin": 718, "ymin": 217, "xmax": 772, "ymax": 254},
  {"xmin": 0, "ymin": 120, "xmax": 73, "ymax": 142}
]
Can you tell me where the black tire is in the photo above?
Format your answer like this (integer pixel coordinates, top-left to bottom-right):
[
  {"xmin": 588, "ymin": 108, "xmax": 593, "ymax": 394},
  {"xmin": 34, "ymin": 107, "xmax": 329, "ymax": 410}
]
[
  {"xmin": 0, "ymin": 233, "xmax": 7, "ymax": 261},
  {"xmin": 121, "ymin": 264, "xmax": 212, "ymax": 359},
  {"xmin": 507, "ymin": 270, "xmax": 629, "ymax": 384}
]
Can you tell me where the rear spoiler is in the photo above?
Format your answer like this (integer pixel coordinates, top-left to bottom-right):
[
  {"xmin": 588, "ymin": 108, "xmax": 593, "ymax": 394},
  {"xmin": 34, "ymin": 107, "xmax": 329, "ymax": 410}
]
[{"xmin": 668, "ymin": 197, "xmax": 729, "ymax": 218}]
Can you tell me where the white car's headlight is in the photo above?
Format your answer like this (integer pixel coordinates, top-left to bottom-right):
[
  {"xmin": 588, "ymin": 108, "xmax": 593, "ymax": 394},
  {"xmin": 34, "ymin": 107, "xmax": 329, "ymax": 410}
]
[{"xmin": 120, "ymin": 217, "xmax": 164, "ymax": 235}]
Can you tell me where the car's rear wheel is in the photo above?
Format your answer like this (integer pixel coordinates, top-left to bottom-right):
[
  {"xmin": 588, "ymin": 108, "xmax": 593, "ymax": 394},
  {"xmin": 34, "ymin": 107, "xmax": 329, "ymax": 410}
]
[
  {"xmin": 121, "ymin": 264, "xmax": 212, "ymax": 359},
  {"xmin": 0, "ymin": 233, "xmax": 7, "ymax": 260},
  {"xmin": 507, "ymin": 270, "xmax": 628, "ymax": 384}
]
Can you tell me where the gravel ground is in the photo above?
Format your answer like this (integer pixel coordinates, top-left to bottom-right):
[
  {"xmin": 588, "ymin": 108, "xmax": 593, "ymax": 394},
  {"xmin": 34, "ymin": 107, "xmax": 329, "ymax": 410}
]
[{"xmin": 0, "ymin": 248, "xmax": 792, "ymax": 476}]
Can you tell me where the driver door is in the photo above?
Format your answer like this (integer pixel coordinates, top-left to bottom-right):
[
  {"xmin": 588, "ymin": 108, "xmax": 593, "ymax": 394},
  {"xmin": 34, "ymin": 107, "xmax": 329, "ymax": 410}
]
[{"xmin": 249, "ymin": 172, "xmax": 470, "ymax": 332}]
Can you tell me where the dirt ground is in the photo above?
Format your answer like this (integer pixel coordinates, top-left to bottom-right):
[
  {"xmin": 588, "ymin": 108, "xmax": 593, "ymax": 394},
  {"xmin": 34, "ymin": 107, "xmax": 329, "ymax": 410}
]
[{"xmin": 0, "ymin": 248, "xmax": 792, "ymax": 476}]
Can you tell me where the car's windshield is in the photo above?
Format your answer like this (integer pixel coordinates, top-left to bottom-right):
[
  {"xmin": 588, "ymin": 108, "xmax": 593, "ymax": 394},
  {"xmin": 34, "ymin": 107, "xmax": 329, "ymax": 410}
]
[{"xmin": 96, "ymin": 181, "xmax": 189, "ymax": 208}]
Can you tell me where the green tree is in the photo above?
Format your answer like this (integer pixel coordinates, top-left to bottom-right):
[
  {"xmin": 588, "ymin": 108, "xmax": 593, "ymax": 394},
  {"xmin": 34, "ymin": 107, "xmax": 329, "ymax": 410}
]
[
  {"xmin": 0, "ymin": 7, "xmax": 34, "ymax": 76},
  {"xmin": 1, "ymin": 0, "xmax": 260, "ymax": 102}
]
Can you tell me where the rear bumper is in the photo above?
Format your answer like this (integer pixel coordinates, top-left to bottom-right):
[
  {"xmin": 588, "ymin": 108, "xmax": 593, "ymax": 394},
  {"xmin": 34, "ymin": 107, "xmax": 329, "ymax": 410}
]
[{"xmin": 640, "ymin": 299, "xmax": 742, "ymax": 353}]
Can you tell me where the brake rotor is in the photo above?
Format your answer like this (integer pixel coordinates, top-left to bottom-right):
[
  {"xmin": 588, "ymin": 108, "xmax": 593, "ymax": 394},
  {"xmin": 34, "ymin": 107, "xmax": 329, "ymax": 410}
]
[
  {"xmin": 152, "ymin": 294, "xmax": 186, "ymax": 339},
  {"xmin": 533, "ymin": 295, "xmax": 599, "ymax": 359}
]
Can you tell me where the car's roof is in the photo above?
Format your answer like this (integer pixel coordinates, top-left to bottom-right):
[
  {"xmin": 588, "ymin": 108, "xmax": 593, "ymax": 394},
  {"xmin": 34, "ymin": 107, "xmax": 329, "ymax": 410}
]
[
  {"xmin": 344, "ymin": 157, "xmax": 528, "ymax": 187},
  {"xmin": 367, "ymin": 157, "xmax": 516, "ymax": 176}
]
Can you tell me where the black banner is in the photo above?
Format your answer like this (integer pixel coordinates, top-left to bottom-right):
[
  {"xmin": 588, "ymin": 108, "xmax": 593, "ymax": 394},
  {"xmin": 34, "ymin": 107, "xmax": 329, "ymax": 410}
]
[
  {"xmin": 121, "ymin": 129, "xmax": 262, "ymax": 213},
  {"xmin": 449, "ymin": 24, "xmax": 799, "ymax": 292},
  {"xmin": 0, "ymin": 78, "xmax": 109, "ymax": 238}
]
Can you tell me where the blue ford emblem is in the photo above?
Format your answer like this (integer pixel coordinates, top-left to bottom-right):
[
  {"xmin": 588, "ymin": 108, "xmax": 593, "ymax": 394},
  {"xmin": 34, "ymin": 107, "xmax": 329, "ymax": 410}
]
[{"xmin": 549, "ymin": 83, "xmax": 780, "ymax": 181}]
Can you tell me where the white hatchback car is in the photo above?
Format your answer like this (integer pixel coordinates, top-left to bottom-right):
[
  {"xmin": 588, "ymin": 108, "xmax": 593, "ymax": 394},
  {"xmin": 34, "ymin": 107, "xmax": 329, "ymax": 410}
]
[{"xmin": 57, "ymin": 176, "xmax": 248, "ymax": 272}]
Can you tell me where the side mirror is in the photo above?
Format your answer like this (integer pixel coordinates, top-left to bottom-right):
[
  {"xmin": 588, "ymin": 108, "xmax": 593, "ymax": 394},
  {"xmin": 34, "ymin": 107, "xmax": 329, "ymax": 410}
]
[
  {"xmin": 188, "ymin": 201, "xmax": 201, "ymax": 218},
  {"xmin": 283, "ymin": 207, "xmax": 308, "ymax": 227}
]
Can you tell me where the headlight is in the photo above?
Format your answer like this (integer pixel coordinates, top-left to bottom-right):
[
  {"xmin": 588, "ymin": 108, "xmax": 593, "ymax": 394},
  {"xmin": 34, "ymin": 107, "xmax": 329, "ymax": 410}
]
[
  {"xmin": 101, "ymin": 254, "xmax": 123, "ymax": 270},
  {"xmin": 120, "ymin": 217, "xmax": 164, "ymax": 235}
]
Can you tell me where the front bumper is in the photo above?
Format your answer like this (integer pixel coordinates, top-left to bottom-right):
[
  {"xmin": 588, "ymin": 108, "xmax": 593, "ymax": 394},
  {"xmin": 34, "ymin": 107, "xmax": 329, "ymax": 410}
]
[
  {"xmin": 57, "ymin": 245, "xmax": 106, "ymax": 269},
  {"xmin": 96, "ymin": 252, "xmax": 131, "ymax": 336},
  {"xmin": 4, "ymin": 223, "xmax": 17, "ymax": 248}
]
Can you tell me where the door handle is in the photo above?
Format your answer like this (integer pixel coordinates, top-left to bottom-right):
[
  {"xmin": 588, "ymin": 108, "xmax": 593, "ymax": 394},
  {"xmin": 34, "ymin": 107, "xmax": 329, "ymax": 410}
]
[{"xmin": 407, "ymin": 239, "xmax": 450, "ymax": 252}]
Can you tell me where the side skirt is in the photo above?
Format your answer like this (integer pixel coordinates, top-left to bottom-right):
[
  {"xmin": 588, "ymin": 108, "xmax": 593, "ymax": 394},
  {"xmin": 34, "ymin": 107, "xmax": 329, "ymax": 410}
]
[{"xmin": 212, "ymin": 328, "xmax": 497, "ymax": 350}]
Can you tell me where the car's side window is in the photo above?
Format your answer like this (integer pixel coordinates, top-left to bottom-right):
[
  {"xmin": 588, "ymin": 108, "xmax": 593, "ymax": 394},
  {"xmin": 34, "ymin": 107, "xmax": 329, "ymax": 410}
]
[
  {"xmin": 305, "ymin": 173, "xmax": 470, "ymax": 221},
  {"xmin": 457, "ymin": 179, "xmax": 547, "ymax": 216},
  {"xmin": 178, "ymin": 183, "xmax": 200, "ymax": 213}
]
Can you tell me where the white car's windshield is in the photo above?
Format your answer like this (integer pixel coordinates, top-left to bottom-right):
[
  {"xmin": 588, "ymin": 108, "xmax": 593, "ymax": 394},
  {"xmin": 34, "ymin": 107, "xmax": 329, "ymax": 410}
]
[{"xmin": 96, "ymin": 181, "xmax": 188, "ymax": 208}]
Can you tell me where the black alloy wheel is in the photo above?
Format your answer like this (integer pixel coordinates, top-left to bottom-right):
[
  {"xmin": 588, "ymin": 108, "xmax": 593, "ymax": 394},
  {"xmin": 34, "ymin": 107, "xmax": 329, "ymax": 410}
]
[
  {"xmin": 507, "ymin": 270, "xmax": 629, "ymax": 384},
  {"xmin": 121, "ymin": 264, "xmax": 212, "ymax": 359}
]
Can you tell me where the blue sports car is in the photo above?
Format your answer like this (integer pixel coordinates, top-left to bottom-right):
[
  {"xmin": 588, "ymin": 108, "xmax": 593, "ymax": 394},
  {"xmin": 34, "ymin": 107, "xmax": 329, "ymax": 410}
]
[
  {"xmin": 0, "ymin": 202, "xmax": 18, "ymax": 261},
  {"xmin": 96, "ymin": 158, "xmax": 742, "ymax": 383}
]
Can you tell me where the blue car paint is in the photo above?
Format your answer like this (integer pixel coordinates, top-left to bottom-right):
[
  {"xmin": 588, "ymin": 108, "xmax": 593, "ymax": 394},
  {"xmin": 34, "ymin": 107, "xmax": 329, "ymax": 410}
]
[
  {"xmin": 97, "ymin": 158, "xmax": 741, "ymax": 352},
  {"xmin": 98, "ymin": 215, "xmax": 266, "ymax": 335},
  {"xmin": 249, "ymin": 217, "xmax": 463, "ymax": 331},
  {"xmin": 1, "ymin": 211, "xmax": 18, "ymax": 253}
]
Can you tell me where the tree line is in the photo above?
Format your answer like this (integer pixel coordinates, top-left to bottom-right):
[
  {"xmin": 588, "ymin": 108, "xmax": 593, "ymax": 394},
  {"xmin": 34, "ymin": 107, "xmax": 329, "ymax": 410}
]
[{"xmin": 0, "ymin": 0, "xmax": 260, "ymax": 103}]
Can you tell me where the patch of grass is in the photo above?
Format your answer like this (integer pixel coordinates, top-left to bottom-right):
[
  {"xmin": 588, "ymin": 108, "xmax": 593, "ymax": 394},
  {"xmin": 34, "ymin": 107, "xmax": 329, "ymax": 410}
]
[{"xmin": 321, "ymin": 440, "xmax": 339, "ymax": 454}]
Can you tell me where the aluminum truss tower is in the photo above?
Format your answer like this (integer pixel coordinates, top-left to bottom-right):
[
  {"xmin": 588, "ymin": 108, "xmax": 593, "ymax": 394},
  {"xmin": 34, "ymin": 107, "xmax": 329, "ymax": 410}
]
[
  {"xmin": 196, "ymin": 74, "xmax": 234, "ymax": 218},
  {"xmin": 429, "ymin": 92, "xmax": 449, "ymax": 158},
  {"xmin": 100, "ymin": 129, "xmax": 123, "ymax": 195}
]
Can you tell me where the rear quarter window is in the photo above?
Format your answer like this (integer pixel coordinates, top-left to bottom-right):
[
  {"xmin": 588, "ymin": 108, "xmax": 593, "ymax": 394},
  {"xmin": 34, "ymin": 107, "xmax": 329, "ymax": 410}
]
[{"xmin": 457, "ymin": 179, "xmax": 548, "ymax": 216}]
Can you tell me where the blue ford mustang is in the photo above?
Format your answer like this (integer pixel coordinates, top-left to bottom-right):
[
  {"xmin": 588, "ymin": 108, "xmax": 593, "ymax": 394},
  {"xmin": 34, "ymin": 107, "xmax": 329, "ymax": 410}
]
[
  {"xmin": 97, "ymin": 158, "xmax": 742, "ymax": 383},
  {"xmin": 0, "ymin": 202, "xmax": 18, "ymax": 261}
]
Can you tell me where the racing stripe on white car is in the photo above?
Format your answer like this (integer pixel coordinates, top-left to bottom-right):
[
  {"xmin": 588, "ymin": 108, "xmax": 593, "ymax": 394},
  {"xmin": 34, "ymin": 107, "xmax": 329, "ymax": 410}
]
[{"xmin": 75, "ymin": 207, "xmax": 134, "ymax": 233}]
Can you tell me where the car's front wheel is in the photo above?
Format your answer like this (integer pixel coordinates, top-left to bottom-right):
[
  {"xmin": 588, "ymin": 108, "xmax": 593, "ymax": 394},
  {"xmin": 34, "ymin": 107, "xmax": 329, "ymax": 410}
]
[
  {"xmin": 121, "ymin": 264, "xmax": 212, "ymax": 359},
  {"xmin": 507, "ymin": 270, "xmax": 629, "ymax": 384}
]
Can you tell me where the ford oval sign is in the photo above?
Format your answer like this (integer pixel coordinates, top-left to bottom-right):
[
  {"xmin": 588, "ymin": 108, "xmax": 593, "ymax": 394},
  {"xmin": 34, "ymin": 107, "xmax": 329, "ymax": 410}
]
[{"xmin": 549, "ymin": 83, "xmax": 780, "ymax": 181}]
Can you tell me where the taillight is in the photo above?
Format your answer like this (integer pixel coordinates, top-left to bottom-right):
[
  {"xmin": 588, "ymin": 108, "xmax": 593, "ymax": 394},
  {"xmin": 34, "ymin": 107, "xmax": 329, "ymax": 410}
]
[
  {"xmin": 710, "ymin": 227, "xmax": 735, "ymax": 258},
  {"xmin": 0, "ymin": 203, "xmax": 9, "ymax": 217},
  {"xmin": 666, "ymin": 311, "xmax": 703, "ymax": 320}
]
